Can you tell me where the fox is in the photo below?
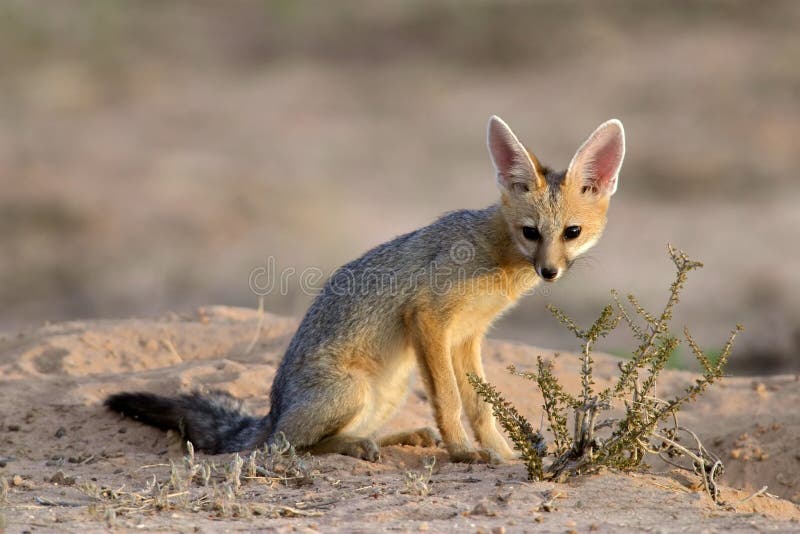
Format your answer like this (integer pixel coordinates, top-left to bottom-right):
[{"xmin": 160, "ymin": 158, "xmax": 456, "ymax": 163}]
[{"xmin": 106, "ymin": 115, "xmax": 625, "ymax": 464}]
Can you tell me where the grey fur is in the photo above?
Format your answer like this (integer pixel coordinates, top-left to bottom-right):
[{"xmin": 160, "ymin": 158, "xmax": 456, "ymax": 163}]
[
  {"xmin": 105, "ymin": 390, "xmax": 269, "ymax": 453},
  {"xmin": 107, "ymin": 205, "xmax": 527, "ymax": 454}
]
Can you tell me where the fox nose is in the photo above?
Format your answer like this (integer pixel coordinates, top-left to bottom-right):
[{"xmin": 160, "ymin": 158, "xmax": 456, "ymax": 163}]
[{"xmin": 539, "ymin": 267, "xmax": 559, "ymax": 280}]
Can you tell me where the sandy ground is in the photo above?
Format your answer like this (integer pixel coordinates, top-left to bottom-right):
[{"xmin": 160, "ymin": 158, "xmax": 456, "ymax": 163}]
[{"xmin": 1, "ymin": 307, "xmax": 798, "ymax": 532}]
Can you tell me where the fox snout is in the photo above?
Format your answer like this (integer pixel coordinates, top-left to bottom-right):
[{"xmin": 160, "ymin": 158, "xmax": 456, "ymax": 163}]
[
  {"xmin": 536, "ymin": 265, "xmax": 560, "ymax": 281},
  {"xmin": 532, "ymin": 253, "xmax": 563, "ymax": 281},
  {"xmin": 531, "ymin": 238, "xmax": 566, "ymax": 281}
]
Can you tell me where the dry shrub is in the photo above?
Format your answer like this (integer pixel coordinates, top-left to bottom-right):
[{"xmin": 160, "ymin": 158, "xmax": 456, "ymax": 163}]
[{"xmin": 470, "ymin": 245, "xmax": 742, "ymax": 504}]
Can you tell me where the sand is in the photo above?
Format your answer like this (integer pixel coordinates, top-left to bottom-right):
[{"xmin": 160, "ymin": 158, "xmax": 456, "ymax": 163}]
[{"xmin": 1, "ymin": 306, "xmax": 798, "ymax": 532}]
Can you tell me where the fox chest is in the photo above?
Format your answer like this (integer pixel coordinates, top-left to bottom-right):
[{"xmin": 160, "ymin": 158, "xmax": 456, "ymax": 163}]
[
  {"xmin": 447, "ymin": 268, "xmax": 537, "ymax": 344},
  {"xmin": 448, "ymin": 291, "xmax": 515, "ymax": 345}
]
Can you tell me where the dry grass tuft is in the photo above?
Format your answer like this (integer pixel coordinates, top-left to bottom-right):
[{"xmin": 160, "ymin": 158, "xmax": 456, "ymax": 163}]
[
  {"xmin": 81, "ymin": 432, "xmax": 317, "ymax": 519},
  {"xmin": 402, "ymin": 456, "xmax": 437, "ymax": 496}
]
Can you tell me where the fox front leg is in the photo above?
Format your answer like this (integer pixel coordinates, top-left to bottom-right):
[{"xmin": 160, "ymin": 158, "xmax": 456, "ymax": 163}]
[
  {"xmin": 453, "ymin": 335, "xmax": 516, "ymax": 461},
  {"xmin": 409, "ymin": 312, "xmax": 499, "ymax": 464}
]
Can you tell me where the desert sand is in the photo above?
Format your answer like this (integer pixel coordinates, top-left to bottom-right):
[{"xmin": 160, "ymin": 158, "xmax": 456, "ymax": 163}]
[{"xmin": 1, "ymin": 306, "xmax": 798, "ymax": 532}]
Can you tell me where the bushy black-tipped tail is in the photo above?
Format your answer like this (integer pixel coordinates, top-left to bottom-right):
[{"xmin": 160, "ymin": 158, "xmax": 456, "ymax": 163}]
[{"xmin": 105, "ymin": 390, "xmax": 271, "ymax": 454}]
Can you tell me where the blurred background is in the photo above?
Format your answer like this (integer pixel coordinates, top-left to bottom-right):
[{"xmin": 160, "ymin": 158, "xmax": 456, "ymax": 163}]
[{"xmin": 1, "ymin": 0, "xmax": 798, "ymax": 374}]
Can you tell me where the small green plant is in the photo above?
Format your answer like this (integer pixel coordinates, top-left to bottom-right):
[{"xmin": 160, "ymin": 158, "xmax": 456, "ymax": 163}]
[{"xmin": 470, "ymin": 245, "xmax": 742, "ymax": 504}]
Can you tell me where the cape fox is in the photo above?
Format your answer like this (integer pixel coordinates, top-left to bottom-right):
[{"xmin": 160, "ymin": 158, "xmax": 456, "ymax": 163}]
[{"xmin": 106, "ymin": 115, "xmax": 625, "ymax": 464}]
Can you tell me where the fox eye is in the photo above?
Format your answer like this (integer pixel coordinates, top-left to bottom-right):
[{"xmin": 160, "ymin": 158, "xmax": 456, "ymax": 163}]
[
  {"xmin": 564, "ymin": 226, "xmax": 581, "ymax": 240},
  {"xmin": 522, "ymin": 226, "xmax": 540, "ymax": 241}
]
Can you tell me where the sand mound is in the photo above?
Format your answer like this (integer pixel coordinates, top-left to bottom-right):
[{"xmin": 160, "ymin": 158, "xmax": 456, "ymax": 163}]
[{"xmin": 1, "ymin": 307, "xmax": 798, "ymax": 531}]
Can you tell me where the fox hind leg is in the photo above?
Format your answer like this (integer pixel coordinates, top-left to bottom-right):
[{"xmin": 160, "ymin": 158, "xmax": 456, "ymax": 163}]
[
  {"xmin": 269, "ymin": 370, "xmax": 385, "ymax": 462},
  {"xmin": 308, "ymin": 434, "xmax": 381, "ymax": 462},
  {"xmin": 378, "ymin": 427, "xmax": 441, "ymax": 448},
  {"xmin": 272, "ymin": 399, "xmax": 383, "ymax": 462}
]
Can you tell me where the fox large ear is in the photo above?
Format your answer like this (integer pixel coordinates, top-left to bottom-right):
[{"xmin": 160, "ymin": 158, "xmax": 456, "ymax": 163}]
[
  {"xmin": 566, "ymin": 119, "xmax": 625, "ymax": 197},
  {"xmin": 487, "ymin": 115, "xmax": 544, "ymax": 194}
]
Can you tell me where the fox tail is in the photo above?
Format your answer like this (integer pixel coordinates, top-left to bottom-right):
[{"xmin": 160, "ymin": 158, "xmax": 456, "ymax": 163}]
[{"xmin": 105, "ymin": 389, "xmax": 271, "ymax": 454}]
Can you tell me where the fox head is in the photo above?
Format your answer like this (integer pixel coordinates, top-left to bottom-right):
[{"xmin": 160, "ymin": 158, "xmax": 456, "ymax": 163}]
[{"xmin": 487, "ymin": 115, "xmax": 625, "ymax": 282}]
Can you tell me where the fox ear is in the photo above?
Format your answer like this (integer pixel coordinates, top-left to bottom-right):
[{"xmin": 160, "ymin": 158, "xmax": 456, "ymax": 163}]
[
  {"xmin": 567, "ymin": 119, "xmax": 625, "ymax": 197},
  {"xmin": 487, "ymin": 115, "xmax": 543, "ymax": 194}
]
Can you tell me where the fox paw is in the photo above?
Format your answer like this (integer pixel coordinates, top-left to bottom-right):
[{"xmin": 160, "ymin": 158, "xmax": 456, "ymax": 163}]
[
  {"xmin": 409, "ymin": 427, "xmax": 442, "ymax": 448},
  {"xmin": 493, "ymin": 441, "xmax": 518, "ymax": 461},
  {"xmin": 449, "ymin": 447, "xmax": 504, "ymax": 465},
  {"xmin": 345, "ymin": 438, "xmax": 381, "ymax": 462}
]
